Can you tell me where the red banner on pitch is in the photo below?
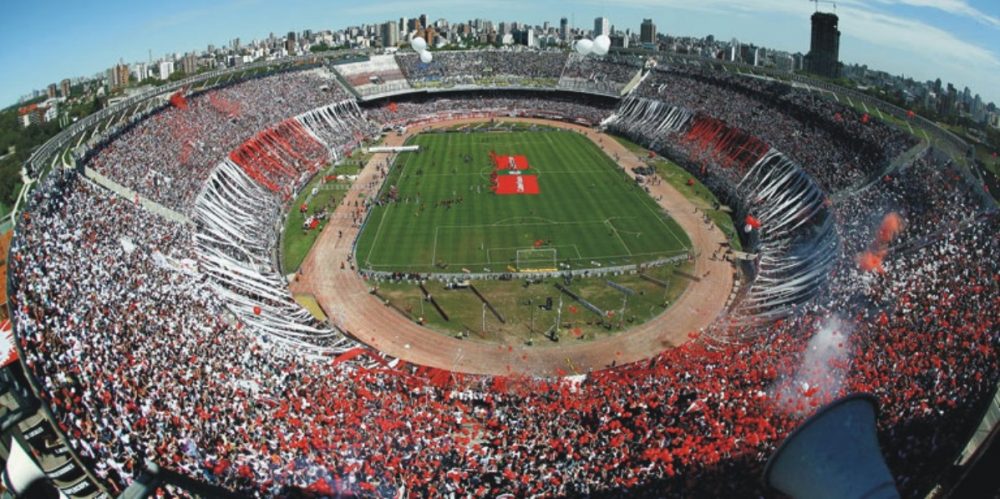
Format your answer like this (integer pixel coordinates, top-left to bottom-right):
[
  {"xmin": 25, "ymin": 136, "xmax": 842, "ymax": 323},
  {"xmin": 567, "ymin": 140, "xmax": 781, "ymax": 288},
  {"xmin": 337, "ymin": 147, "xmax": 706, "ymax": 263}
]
[
  {"xmin": 491, "ymin": 153, "xmax": 530, "ymax": 170},
  {"xmin": 495, "ymin": 175, "xmax": 540, "ymax": 195}
]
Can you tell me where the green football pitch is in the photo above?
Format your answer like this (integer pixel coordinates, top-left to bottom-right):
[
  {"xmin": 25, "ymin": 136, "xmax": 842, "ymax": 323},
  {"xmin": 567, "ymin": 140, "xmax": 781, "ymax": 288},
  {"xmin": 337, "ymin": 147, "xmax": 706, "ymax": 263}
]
[{"xmin": 355, "ymin": 129, "xmax": 691, "ymax": 273}]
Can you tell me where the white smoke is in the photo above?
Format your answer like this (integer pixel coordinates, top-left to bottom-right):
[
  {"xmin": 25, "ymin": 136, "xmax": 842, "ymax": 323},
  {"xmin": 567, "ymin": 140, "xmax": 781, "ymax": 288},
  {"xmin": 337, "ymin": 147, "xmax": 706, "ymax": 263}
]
[{"xmin": 773, "ymin": 315, "xmax": 853, "ymax": 415}]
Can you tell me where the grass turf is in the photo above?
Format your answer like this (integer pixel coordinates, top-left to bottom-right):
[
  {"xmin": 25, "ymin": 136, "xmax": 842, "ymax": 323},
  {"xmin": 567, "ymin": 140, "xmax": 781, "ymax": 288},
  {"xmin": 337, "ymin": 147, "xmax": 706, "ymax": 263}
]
[
  {"xmin": 355, "ymin": 129, "xmax": 691, "ymax": 273},
  {"xmin": 281, "ymin": 162, "xmax": 361, "ymax": 273},
  {"xmin": 370, "ymin": 262, "xmax": 694, "ymax": 345},
  {"xmin": 611, "ymin": 135, "xmax": 743, "ymax": 250}
]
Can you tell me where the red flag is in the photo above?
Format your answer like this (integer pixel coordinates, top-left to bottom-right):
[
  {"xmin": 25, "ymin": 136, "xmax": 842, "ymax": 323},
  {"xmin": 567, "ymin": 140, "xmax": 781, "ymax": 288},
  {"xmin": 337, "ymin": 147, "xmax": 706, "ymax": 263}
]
[
  {"xmin": 307, "ymin": 479, "xmax": 332, "ymax": 495},
  {"xmin": 332, "ymin": 347, "xmax": 367, "ymax": 365}
]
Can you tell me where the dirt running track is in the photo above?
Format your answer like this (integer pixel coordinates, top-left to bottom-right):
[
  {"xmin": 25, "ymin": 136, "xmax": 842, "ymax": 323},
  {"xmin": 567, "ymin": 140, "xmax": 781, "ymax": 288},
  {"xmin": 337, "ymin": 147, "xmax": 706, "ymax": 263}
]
[{"xmin": 291, "ymin": 117, "xmax": 735, "ymax": 376}]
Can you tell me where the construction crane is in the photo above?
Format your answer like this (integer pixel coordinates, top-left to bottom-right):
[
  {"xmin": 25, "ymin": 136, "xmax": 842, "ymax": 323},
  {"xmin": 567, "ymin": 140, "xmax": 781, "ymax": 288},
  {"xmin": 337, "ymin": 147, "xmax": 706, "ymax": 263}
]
[{"xmin": 810, "ymin": 0, "xmax": 837, "ymax": 12}]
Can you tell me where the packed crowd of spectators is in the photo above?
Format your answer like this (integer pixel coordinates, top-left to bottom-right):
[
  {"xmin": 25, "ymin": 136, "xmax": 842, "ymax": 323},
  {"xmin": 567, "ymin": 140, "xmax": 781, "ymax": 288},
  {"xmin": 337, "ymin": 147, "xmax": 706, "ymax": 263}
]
[
  {"xmin": 6, "ymin": 56, "xmax": 998, "ymax": 498},
  {"xmin": 634, "ymin": 66, "xmax": 918, "ymax": 192},
  {"xmin": 86, "ymin": 70, "xmax": 351, "ymax": 214},
  {"xmin": 364, "ymin": 91, "xmax": 617, "ymax": 128},
  {"xmin": 395, "ymin": 50, "xmax": 568, "ymax": 89},
  {"xmin": 834, "ymin": 150, "xmax": 989, "ymax": 255},
  {"xmin": 11, "ymin": 173, "xmax": 997, "ymax": 497},
  {"xmin": 558, "ymin": 53, "xmax": 645, "ymax": 96}
]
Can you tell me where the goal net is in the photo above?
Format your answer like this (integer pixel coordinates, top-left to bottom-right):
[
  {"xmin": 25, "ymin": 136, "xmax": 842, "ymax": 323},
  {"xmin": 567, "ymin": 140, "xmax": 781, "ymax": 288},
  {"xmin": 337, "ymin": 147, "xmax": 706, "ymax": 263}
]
[{"xmin": 516, "ymin": 248, "xmax": 558, "ymax": 272}]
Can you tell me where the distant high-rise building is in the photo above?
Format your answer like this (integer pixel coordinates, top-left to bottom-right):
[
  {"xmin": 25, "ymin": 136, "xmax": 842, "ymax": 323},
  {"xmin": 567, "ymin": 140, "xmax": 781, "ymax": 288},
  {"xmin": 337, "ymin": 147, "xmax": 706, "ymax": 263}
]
[
  {"xmin": 498, "ymin": 22, "xmax": 511, "ymax": 35},
  {"xmin": 158, "ymin": 60, "xmax": 175, "ymax": 80},
  {"xmin": 512, "ymin": 28, "xmax": 534, "ymax": 47},
  {"xmin": 47, "ymin": 83, "xmax": 57, "ymax": 99},
  {"xmin": 804, "ymin": 12, "xmax": 840, "ymax": 78},
  {"xmin": 17, "ymin": 104, "xmax": 48, "ymax": 128},
  {"xmin": 559, "ymin": 17, "xmax": 569, "ymax": 41},
  {"xmin": 108, "ymin": 63, "xmax": 130, "ymax": 89},
  {"xmin": 382, "ymin": 21, "xmax": 399, "ymax": 48},
  {"xmin": 640, "ymin": 18, "xmax": 656, "ymax": 45},
  {"xmin": 419, "ymin": 14, "xmax": 428, "ymax": 31},
  {"xmin": 181, "ymin": 53, "xmax": 197, "ymax": 75},
  {"xmin": 775, "ymin": 53, "xmax": 795, "ymax": 72},
  {"xmin": 610, "ymin": 33, "xmax": 628, "ymax": 49},
  {"xmin": 60, "ymin": 79, "xmax": 71, "ymax": 98},
  {"xmin": 594, "ymin": 17, "xmax": 609, "ymax": 37},
  {"xmin": 132, "ymin": 62, "xmax": 148, "ymax": 81},
  {"xmin": 399, "ymin": 17, "xmax": 408, "ymax": 35}
]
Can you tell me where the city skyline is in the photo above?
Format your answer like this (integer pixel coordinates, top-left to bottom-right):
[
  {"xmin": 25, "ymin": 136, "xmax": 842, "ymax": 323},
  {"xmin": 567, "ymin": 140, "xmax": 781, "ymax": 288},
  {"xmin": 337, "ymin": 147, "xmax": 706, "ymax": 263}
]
[{"xmin": 1, "ymin": 0, "xmax": 998, "ymax": 107}]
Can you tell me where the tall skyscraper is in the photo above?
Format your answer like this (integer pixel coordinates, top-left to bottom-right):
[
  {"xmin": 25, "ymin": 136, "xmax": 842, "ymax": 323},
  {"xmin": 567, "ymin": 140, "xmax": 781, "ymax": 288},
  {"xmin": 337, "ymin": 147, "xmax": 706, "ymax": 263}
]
[
  {"xmin": 382, "ymin": 21, "xmax": 399, "ymax": 48},
  {"xmin": 640, "ymin": 18, "xmax": 656, "ymax": 45},
  {"xmin": 46, "ymin": 83, "xmax": 57, "ymax": 99},
  {"xmin": 594, "ymin": 17, "xmax": 609, "ymax": 37},
  {"xmin": 804, "ymin": 12, "xmax": 840, "ymax": 78},
  {"xmin": 60, "ymin": 79, "xmax": 71, "ymax": 98},
  {"xmin": 559, "ymin": 17, "xmax": 569, "ymax": 41}
]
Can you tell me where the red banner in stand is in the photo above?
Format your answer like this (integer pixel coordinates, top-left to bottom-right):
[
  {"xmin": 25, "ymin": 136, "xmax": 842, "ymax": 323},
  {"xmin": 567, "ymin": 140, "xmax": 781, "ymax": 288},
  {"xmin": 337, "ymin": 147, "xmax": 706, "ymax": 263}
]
[
  {"xmin": 0, "ymin": 320, "xmax": 18, "ymax": 368},
  {"xmin": 495, "ymin": 175, "xmax": 540, "ymax": 195}
]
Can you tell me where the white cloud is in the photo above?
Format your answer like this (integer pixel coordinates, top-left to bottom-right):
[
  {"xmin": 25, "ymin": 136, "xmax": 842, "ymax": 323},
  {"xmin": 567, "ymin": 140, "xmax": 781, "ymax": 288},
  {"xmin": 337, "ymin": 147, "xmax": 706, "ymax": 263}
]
[
  {"xmin": 838, "ymin": 4, "xmax": 1000, "ymax": 68},
  {"xmin": 869, "ymin": 0, "xmax": 1000, "ymax": 28}
]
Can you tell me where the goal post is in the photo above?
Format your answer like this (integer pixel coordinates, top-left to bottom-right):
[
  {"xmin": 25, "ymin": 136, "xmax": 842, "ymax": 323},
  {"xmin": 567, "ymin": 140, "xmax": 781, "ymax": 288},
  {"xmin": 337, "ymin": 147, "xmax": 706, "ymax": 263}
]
[{"xmin": 516, "ymin": 248, "xmax": 558, "ymax": 272}]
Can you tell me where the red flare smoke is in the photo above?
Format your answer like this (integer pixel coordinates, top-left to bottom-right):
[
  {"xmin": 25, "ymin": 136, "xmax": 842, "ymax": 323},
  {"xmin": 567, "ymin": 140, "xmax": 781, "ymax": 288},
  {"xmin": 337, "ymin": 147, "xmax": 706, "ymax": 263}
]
[{"xmin": 877, "ymin": 212, "xmax": 904, "ymax": 244}]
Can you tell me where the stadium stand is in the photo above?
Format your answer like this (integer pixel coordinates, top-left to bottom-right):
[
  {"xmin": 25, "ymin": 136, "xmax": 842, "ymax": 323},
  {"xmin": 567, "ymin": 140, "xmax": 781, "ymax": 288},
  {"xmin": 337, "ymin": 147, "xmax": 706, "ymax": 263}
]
[
  {"xmin": 331, "ymin": 55, "xmax": 412, "ymax": 99},
  {"xmin": 395, "ymin": 50, "xmax": 568, "ymax": 89},
  {"xmin": 4, "ymin": 52, "xmax": 998, "ymax": 497}
]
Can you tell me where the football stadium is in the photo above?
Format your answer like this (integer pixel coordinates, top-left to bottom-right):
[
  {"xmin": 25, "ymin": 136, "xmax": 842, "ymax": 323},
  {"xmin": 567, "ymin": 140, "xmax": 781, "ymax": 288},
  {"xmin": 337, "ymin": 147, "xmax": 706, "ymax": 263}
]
[{"xmin": 0, "ymin": 4, "xmax": 998, "ymax": 499}]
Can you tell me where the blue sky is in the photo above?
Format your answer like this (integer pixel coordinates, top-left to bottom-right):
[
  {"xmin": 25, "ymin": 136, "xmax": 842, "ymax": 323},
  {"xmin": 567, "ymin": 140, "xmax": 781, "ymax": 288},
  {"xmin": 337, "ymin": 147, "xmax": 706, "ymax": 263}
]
[{"xmin": 1, "ymin": 0, "xmax": 998, "ymax": 108}]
